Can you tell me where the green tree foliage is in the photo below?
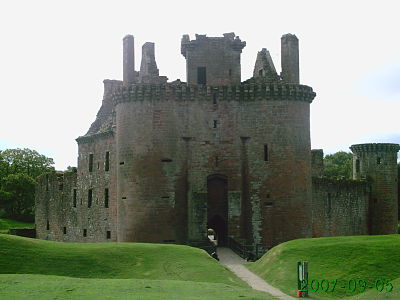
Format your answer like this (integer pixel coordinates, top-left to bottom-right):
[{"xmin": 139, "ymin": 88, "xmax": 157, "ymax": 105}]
[
  {"xmin": 0, "ymin": 174, "xmax": 35, "ymax": 221},
  {"xmin": 0, "ymin": 148, "xmax": 55, "ymax": 221},
  {"xmin": 0, "ymin": 148, "xmax": 54, "ymax": 181},
  {"xmin": 323, "ymin": 151, "xmax": 353, "ymax": 179}
]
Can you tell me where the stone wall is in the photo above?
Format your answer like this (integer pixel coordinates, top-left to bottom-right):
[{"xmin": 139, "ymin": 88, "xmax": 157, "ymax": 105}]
[
  {"xmin": 311, "ymin": 149, "xmax": 324, "ymax": 177},
  {"xmin": 114, "ymin": 80, "xmax": 315, "ymax": 248},
  {"xmin": 351, "ymin": 143, "xmax": 399, "ymax": 234},
  {"xmin": 35, "ymin": 134, "xmax": 117, "ymax": 242},
  {"xmin": 312, "ymin": 177, "xmax": 369, "ymax": 237},
  {"xmin": 35, "ymin": 170, "xmax": 77, "ymax": 241},
  {"xmin": 181, "ymin": 33, "xmax": 246, "ymax": 85}
]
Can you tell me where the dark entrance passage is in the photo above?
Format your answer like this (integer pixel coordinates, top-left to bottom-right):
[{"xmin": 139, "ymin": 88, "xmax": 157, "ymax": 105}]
[{"xmin": 207, "ymin": 174, "xmax": 228, "ymax": 246}]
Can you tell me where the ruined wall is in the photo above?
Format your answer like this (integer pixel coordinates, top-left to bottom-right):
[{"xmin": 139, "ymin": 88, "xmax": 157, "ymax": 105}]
[
  {"xmin": 35, "ymin": 170, "xmax": 77, "ymax": 241},
  {"xmin": 312, "ymin": 177, "xmax": 369, "ymax": 237},
  {"xmin": 113, "ymin": 82, "xmax": 315, "ymax": 247},
  {"xmin": 75, "ymin": 134, "xmax": 117, "ymax": 242},
  {"xmin": 35, "ymin": 133, "xmax": 117, "ymax": 242}
]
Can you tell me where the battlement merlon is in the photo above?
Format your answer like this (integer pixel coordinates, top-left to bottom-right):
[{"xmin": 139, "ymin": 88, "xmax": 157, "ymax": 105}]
[
  {"xmin": 350, "ymin": 143, "xmax": 400, "ymax": 153},
  {"xmin": 181, "ymin": 33, "xmax": 246, "ymax": 58},
  {"xmin": 111, "ymin": 82, "xmax": 316, "ymax": 104}
]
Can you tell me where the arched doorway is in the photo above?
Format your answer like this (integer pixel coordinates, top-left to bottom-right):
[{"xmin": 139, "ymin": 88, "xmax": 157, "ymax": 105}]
[{"xmin": 207, "ymin": 174, "xmax": 228, "ymax": 246}]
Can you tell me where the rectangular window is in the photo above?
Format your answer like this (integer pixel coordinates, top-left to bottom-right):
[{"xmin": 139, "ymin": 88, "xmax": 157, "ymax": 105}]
[
  {"xmin": 356, "ymin": 159, "xmax": 360, "ymax": 173},
  {"xmin": 197, "ymin": 67, "xmax": 206, "ymax": 84},
  {"xmin": 73, "ymin": 189, "xmax": 77, "ymax": 207},
  {"xmin": 105, "ymin": 151, "xmax": 110, "ymax": 171},
  {"xmin": 89, "ymin": 154, "xmax": 94, "ymax": 172},
  {"xmin": 88, "ymin": 189, "xmax": 93, "ymax": 208},
  {"xmin": 327, "ymin": 193, "xmax": 332, "ymax": 214},
  {"xmin": 46, "ymin": 220, "xmax": 49, "ymax": 230},
  {"xmin": 264, "ymin": 144, "xmax": 269, "ymax": 161},
  {"xmin": 213, "ymin": 120, "xmax": 217, "ymax": 128},
  {"xmin": 83, "ymin": 229, "xmax": 87, "ymax": 237},
  {"xmin": 106, "ymin": 231, "xmax": 111, "ymax": 239},
  {"xmin": 63, "ymin": 227, "xmax": 67, "ymax": 234},
  {"xmin": 377, "ymin": 157, "xmax": 381, "ymax": 165},
  {"xmin": 104, "ymin": 188, "xmax": 109, "ymax": 208}
]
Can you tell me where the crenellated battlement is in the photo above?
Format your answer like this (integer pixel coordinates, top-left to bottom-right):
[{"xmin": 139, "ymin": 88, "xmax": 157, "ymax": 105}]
[
  {"xmin": 112, "ymin": 82, "xmax": 316, "ymax": 104},
  {"xmin": 350, "ymin": 143, "xmax": 400, "ymax": 153}
]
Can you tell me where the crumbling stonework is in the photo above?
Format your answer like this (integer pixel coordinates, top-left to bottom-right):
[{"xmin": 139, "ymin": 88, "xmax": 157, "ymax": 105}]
[{"xmin": 35, "ymin": 33, "xmax": 399, "ymax": 253}]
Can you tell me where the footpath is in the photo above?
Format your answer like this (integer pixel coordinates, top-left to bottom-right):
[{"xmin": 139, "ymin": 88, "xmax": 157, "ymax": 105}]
[{"xmin": 217, "ymin": 247, "xmax": 296, "ymax": 300}]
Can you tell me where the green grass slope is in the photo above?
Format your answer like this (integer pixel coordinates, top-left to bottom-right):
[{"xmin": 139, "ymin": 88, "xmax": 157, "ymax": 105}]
[
  {"xmin": 247, "ymin": 235, "xmax": 400, "ymax": 299},
  {"xmin": 0, "ymin": 234, "xmax": 240, "ymax": 285},
  {"xmin": 346, "ymin": 277, "xmax": 400, "ymax": 300},
  {"xmin": 0, "ymin": 274, "xmax": 272, "ymax": 300},
  {"xmin": 0, "ymin": 218, "xmax": 34, "ymax": 233},
  {"xmin": 0, "ymin": 234, "xmax": 278, "ymax": 299}
]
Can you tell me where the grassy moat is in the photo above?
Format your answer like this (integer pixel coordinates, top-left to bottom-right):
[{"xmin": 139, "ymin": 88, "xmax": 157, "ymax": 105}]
[{"xmin": 1, "ymin": 221, "xmax": 400, "ymax": 299}]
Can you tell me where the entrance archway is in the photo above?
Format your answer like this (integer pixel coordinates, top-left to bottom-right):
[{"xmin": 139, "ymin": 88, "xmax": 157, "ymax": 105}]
[{"xmin": 207, "ymin": 174, "xmax": 228, "ymax": 246}]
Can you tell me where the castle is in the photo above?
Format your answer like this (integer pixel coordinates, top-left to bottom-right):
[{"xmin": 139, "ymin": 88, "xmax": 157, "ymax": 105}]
[{"xmin": 35, "ymin": 33, "xmax": 399, "ymax": 256}]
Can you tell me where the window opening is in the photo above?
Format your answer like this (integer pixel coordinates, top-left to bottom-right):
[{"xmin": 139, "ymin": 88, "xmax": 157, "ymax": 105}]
[
  {"xmin": 88, "ymin": 189, "xmax": 93, "ymax": 208},
  {"xmin": 105, "ymin": 151, "xmax": 110, "ymax": 171},
  {"xmin": 89, "ymin": 154, "xmax": 94, "ymax": 172},
  {"xmin": 105, "ymin": 188, "xmax": 109, "ymax": 208},
  {"xmin": 197, "ymin": 67, "xmax": 206, "ymax": 84}
]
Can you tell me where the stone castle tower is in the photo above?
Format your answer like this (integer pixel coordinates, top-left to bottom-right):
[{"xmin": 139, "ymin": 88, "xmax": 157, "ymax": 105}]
[
  {"xmin": 35, "ymin": 32, "xmax": 398, "ymax": 256},
  {"xmin": 350, "ymin": 143, "xmax": 400, "ymax": 234}
]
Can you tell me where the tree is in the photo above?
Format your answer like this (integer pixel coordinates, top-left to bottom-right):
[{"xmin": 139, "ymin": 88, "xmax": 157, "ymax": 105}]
[
  {"xmin": 0, "ymin": 173, "xmax": 36, "ymax": 221},
  {"xmin": 0, "ymin": 148, "xmax": 54, "ymax": 182},
  {"xmin": 0, "ymin": 148, "xmax": 55, "ymax": 221},
  {"xmin": 323, "ymin": 151, "xmax": 353, "ymax": 179}
]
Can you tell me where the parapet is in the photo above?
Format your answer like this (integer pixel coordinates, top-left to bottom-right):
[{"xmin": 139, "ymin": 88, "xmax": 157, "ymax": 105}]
[
  {"xmin": 112, "ymin": 81, "xmax": 316, "ymax": 104},
  {"xmin": 350, "ymin": 143, "xmax": 400, "ymax": 153},
  {"xmin": 181, "ymin": 33, "xmax": 246, "ymax": 58}
]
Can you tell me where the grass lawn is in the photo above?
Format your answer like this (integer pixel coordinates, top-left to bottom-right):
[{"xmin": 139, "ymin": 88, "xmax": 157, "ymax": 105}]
[
  {"xmin": 247, "ymin": 235, "xmax": 400, "ymax": 299},
  {"xmin": 0, "ymin": 217, "xmax": 34, "ymax": 233},
  {"xmin": 0, "ymin": 234, "xmax": 277, "ymax": 299},
  {"xmin": 0, "ymin": 274, "xmax": 271, "ymax": 300}
]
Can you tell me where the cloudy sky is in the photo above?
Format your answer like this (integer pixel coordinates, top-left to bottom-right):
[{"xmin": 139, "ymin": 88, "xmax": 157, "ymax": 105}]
[{"xmin": 1, "ymin": 0, "xmax": 399, "ymax": 170}]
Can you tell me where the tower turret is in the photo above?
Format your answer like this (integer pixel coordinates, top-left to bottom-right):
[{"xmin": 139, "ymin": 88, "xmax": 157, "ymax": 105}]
[
  {"xmin": 281, "ymin": 34, "xmax": 299, "ymax": 84},
  {"xmin": 350, "ymin": 143, "xmax": 400, "ymax": 234},
  {"xmin": 181, "ymin": 33, "xmax": 246, "ymax": 85}
]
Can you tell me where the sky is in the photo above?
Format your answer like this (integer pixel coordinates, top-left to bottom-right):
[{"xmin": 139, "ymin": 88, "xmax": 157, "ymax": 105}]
[{"xmin": 0, "ymin": 0, "xmax": 399, "ymax": 170}]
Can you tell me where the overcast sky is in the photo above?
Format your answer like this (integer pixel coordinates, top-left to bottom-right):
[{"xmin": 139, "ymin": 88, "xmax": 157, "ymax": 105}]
[{"xmin": 1, "ymin": 0, "xmax": 399, "ymax": 170}]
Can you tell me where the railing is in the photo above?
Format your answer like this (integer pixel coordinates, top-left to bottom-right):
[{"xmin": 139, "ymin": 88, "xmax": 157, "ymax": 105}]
[{"xmin": 227, "ymin": 237, "xmax": 267, "ymax": 261}]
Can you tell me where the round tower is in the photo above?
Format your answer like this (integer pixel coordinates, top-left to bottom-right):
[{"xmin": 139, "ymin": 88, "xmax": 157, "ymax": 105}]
[{"xmin": 350, "ymin": 143, "xmax": 400, "ymax": 234}]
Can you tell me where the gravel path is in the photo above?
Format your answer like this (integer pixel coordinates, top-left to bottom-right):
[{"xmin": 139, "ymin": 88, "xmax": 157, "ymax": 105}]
[{"xmin": 217, "ymin": 247, "xmax": 296, "ymax": 300}]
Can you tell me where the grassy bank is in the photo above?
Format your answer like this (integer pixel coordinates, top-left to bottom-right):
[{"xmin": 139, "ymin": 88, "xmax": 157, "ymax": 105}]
[
  {"xmin": 0, "ymin": 234, "xmax": 277, "ymax": 299},
  {"xmin": 0, "ymin": 217, "xmax": 34, "ymax": 233},
  {"xmin": 247, "ymin": 235, "xmax": 400, "ymax": 299},
  {"xmin": 0, "ymin": 274, "xmax": 271, "ymax": 300}
]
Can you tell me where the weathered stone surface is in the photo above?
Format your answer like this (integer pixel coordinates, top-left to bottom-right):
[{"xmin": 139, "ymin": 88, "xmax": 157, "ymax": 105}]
[
  {"xmin": 350, "ymin": 143, "xmax": 400, "ymax": 234},
  {"xmin": 35, "ymin": 33, "xmax": 399, "ymax": 251}
]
